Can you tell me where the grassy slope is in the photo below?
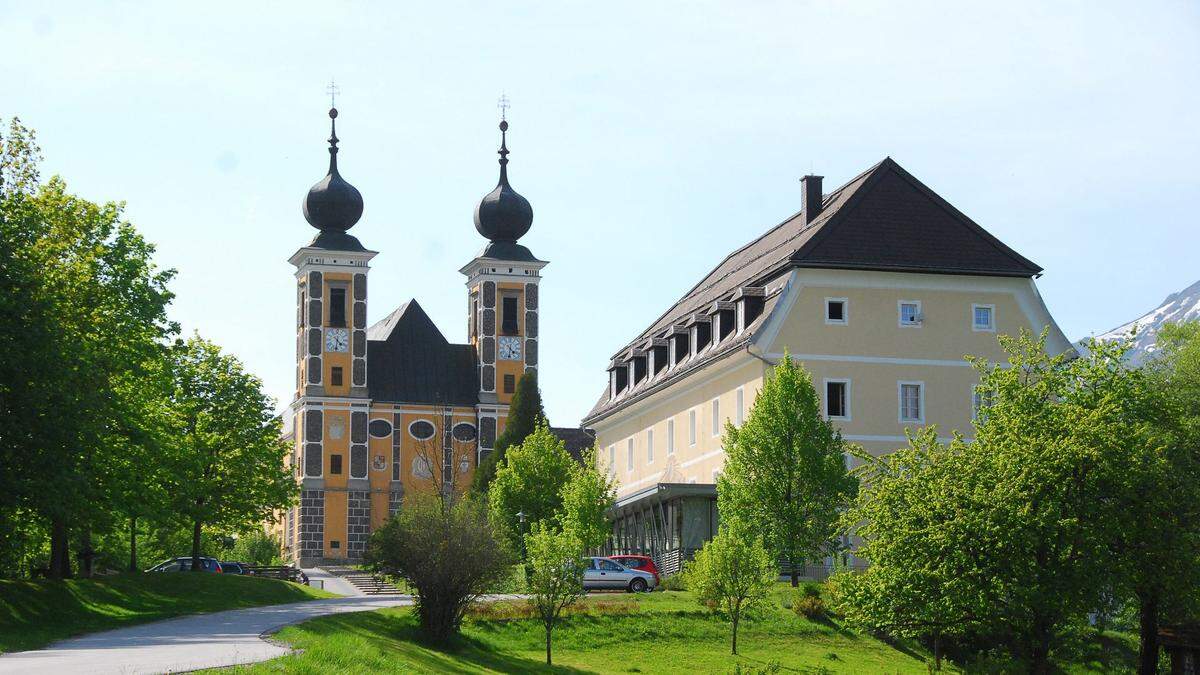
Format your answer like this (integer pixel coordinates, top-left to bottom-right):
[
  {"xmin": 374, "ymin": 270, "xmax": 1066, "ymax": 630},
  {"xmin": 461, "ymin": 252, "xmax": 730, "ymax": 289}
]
[
  {"xmin": 0, "ymin": 572, "xmax": 334, "ymax": 654},
  {"xmin": 220, "ymin": 586, "xmax": 934, "ymax": 674}
]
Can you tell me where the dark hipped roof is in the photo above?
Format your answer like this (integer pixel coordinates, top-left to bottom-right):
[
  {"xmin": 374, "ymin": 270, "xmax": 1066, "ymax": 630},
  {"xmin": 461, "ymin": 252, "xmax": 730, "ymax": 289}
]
[
  {"xmin": 584, "ymin": 157, "xmax": 1041, "ymax": 423},
  {"xmin": 624, "ymin": 157, "xmax": 1040, "ymax": 351},
  {"xmin": 367, "ymin": 300, "xmax": 478, "ymax": 406}
]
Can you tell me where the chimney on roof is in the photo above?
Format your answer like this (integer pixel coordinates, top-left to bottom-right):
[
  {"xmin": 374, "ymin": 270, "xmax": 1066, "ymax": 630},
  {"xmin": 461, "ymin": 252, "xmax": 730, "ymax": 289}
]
[{"xmin": 801, "ymin": 174, "xmax": 824, "ymax": 224}]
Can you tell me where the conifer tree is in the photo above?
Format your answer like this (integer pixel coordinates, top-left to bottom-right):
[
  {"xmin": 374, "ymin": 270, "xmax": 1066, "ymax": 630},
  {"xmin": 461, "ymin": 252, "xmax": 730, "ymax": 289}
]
[{"xmin": 472, "ymin": 371, "xmax": 547, "ymax": 493}]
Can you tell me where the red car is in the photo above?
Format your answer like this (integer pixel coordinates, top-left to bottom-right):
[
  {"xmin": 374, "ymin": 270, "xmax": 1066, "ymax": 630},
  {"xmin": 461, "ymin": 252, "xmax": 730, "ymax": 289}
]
[{"xmin": 611, "ymin": 555, "xmax": 660, "ymax": 585}]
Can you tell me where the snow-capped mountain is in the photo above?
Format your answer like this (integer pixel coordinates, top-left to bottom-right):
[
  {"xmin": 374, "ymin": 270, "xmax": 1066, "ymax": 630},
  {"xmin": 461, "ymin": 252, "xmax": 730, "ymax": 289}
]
[{"xmin": 1085, "ymin": 279, "xmax": 1200, "ymax": 364}]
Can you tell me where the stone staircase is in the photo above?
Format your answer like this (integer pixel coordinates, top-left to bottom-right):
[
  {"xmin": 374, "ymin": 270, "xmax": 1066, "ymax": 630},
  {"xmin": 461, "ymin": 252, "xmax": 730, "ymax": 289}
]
[{"xmin": 324, "ymin": 565, "xmax": 407, "ymax": 595}]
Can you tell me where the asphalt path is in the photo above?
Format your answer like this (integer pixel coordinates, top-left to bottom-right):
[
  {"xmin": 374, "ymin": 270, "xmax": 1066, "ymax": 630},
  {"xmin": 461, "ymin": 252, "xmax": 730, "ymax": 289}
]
[{"xmin": 0, "ymin": 595, "xmax": 413, "ymax": 674}]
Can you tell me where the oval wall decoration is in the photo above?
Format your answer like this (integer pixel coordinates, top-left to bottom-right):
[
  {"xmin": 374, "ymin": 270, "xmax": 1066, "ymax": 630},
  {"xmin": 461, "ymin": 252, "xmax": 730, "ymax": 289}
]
[
  {"xmin": 451, "ymin": 423, "xmax": 477, "ymax": 442},
  {"xmin": 368, "ymin": 419, "xmax": 393, "ymax": 438},
  {"xmin": 408, "ymin": 420, "xmax": 436, "ymax": 441}
]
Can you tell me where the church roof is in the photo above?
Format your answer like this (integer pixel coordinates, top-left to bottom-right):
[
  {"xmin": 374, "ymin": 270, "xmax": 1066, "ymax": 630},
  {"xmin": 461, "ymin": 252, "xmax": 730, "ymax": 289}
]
[
  {"xmin": 550, "ymin": 427, "xmax": 596, "ymax": 463},
  {"xmin": 367, "ymin": 300, "xmax": 479, "ymax": 406}
]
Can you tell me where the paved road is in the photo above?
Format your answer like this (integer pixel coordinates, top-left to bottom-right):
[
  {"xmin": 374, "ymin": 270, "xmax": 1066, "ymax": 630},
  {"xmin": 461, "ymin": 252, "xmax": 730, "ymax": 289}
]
[{"xmin": 0, "ymin": 595, "xmax": 413, "ymax": 674}]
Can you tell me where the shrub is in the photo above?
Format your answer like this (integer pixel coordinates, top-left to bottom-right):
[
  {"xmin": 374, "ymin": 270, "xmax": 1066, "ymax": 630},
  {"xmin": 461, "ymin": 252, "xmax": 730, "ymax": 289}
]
[
  {"xmin": 792, "ymin": 592, "xmax": 826, "ymax": 619},
  {"xmin": 659, "ymin": 573, "xmax": 688, "ymax": 592},
  {"xmin": 365, "ymin": 494, "xmax": 515, "ymax": 645}
]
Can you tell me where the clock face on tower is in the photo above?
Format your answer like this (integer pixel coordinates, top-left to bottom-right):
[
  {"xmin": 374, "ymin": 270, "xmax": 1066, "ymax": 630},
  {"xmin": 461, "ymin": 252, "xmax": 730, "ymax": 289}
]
[
  {"xmin": 325, "ymin": 328, "xmax": 349, "ymax": 352},
  {"xmin": 498, "ymin": 336, "xmax": 522, "ymax": 361}
]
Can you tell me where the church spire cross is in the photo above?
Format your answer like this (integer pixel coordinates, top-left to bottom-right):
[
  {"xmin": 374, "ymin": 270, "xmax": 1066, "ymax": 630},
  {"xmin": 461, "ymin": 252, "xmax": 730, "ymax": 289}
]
[
  {"xmin": 327, "ymin": 80, "xmax": 340, "ymax": 109},
  {"xmin": 497, "ymin": 93, "xmax": 510, "ymax": 121}
]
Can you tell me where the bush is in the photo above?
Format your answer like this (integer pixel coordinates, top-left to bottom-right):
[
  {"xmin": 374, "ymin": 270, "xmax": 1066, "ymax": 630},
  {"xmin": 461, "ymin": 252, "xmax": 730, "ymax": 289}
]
[
  {"xmin": 792, "ymin": 592, "xmax": 826, "ymax": 619},
  {"xmin": 659, "ymin": 573, "xmax": 688, "ymax": 591},
  {"xmin": 366, "ymin": 494, "xmax": 515, "ymax": 645}
]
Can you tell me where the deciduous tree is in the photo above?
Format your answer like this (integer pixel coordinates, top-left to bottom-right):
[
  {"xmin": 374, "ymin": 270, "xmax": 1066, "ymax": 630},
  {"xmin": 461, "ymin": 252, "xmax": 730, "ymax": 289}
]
[
  {"xmin": 718, "ymin": 349, "xmax": 858, "ymax": 586},
  {"xmin": 684, "ymin": 524, "xmax": 777, "ymax": 655},
  {"xmin": 488, "ymin": 422, "xmax": 575, "ymax": 554},
  {"xmin": 163, "ymin": 336, "xmax": 295, "ymax": 571},
  {"xmin": 524, "ymin": 522, "xmax": 587, "ymax": 665}
]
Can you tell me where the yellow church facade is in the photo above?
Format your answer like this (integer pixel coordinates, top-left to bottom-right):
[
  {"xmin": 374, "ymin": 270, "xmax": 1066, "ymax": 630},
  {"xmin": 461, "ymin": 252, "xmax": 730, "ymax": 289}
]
[{"xmin": 272, "ymin": 110, "xmax": 547, "ymax": 567}]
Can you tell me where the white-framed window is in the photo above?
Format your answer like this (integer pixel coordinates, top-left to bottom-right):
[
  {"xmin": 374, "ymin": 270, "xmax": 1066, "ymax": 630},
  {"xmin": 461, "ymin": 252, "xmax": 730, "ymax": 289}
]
[
  {"xmin": 711, "ymin": 398, "xmax": 721, "ymax": 436},
  {"xmin": 972, "ymin": 385, "xmax": 992, "ymax": 421},
  {"xmin": 688, "ymin": 409, "xmax": 697, "ymax": 446},
  {"xmin": 898, "ymin": 300, "xmax": 923, "ymax": 327},
  {"xmin": 898, "ymin": 381, "xmax": 925, "ymax": 423},
  {"xmin": 824, "ymin": 378, "xmax": 851, "ymax": 420},
  {"xmin": 607, "ymin": 445, "xmax": 615, "ymax": 476},
  {"xmin": 825, "ymin": 297, "xmax": 848, "ymax": 325},
  {"xmin": 626, "ymin": 438, "xmax": 635, "ymax": 472},
  {"xmin": 972, "ymin": 304, "xmax": 995, "ymax": 332},
  {"xmin": 735, "ymin": 387, "xmax": 745, "ymax": 425},
  {"xmin": 667, "ymin": 419, "xmax": 675, "ymax": 455},
  {"xmin": 646, "ymin": 429, "xmax": 654, "ymax": 464}
]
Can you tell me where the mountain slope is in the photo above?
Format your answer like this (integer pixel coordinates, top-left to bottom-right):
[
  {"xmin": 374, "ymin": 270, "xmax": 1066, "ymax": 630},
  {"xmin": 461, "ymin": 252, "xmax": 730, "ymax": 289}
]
[{"xmin": 1087, "ymin": 279, "xmax": 1200, "ymax": 363}]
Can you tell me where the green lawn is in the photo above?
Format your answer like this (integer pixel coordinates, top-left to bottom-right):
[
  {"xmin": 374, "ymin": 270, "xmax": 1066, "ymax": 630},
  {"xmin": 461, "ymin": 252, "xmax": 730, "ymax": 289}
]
[
  {"xmin": 217, "ymin": 585, "xmax": 935, "ymax": 674},
  {"xmin": 0, "ymin": 572, "xmax": 334, "ymax": 654}
]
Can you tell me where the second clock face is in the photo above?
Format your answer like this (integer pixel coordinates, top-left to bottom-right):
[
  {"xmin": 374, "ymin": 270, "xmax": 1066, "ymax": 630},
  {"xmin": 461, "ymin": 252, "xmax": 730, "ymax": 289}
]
[
  {"xmin": 325, "ymin": 328, "xmax": 349, "ymax": 352},
  {"xmin": 498, "ymin": 336, "xmax": 522, "ymax": 361}
]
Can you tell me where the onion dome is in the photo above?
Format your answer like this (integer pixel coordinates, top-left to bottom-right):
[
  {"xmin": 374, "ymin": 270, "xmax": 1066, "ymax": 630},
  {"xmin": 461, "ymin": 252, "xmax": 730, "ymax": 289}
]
[
  {"xmin": 473, "ymin": 120, "xmax": 533, "ymax": 243},
  {"xmin": 302, "ymin": 108, "xmax": 363, "ymax": 233}
]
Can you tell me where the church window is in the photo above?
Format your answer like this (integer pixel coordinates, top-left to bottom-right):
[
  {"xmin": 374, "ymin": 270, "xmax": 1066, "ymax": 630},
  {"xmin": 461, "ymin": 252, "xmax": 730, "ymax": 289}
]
[
  {"xmin": 368, "ymin": 419, "xmax": 392, "ymax": 438},
  {"xmin": 503, "ymin": 374, "xmax": 515, "ymax": 393},
  {"xmin": 409, "ymin": 420, "xmax": 436, "ymax": 441},
  {"xmin": 501, "ymin": 296, "xmax": 519, "ymax": 335},
  {"xmin": 331, "ymin": 367, "xmax": 343, "ymax": 386},
  {"xmin": 330, "ymin": 540, "xmax": 340, "ymax": 550},
  {"xmin": 330, "ymin": 454, "xmax": 343, "ymax": 475},
  {"xmin": 329, "ymin": 287, "xmax": 347, "ymax": 327}
]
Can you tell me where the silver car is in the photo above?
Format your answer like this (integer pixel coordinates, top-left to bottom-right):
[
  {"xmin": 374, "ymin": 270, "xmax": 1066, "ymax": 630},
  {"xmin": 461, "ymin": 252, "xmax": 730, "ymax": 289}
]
[{"xmin": 582, "ymin": 556, "xmax": 656, "ymax": 592}]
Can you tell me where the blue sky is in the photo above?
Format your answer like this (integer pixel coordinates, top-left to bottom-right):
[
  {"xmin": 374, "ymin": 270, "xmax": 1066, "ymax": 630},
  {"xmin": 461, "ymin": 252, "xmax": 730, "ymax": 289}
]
[{"xmin": 5, "ymin": 1, "xmax": 1199, "ymax": 425}]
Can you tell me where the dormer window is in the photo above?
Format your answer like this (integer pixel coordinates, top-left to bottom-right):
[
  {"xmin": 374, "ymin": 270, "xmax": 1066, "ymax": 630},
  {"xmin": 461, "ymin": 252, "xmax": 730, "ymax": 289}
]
[
  {"xmin": 632, "ymin": 354, "xmax": 647, "ymax": 384},
  {"xmin": 709, "ymin": 302, "xmax": 736, "ymax": 342},
  {"xmin": 649, "ymin": 341, "xmax": 669, "ymax": 375},
  {"xmin": 610, "ymin": 364, "xmax": 629, "ymax": 398},
  {"xmin": 328, "ymin": 287, "xmax": 347, "ymax": 327},
  {"xmin": 732, "ymin": 287, "xmax": 765, "ymax": 332}
]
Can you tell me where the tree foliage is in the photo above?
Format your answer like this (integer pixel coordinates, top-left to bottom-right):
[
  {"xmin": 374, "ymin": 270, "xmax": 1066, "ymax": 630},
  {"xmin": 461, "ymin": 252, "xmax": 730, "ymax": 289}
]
[
  {"xmin": 0, "ymin": 118, "xmax": 297, "ymax": 579},
  {"xmin": 488, "ymin": 422, "xmax": 576, "ymax": 554},
  {"xmin": 835, "ymin": 330, "xmax": 1191, "ymax": 673},
  {"xmin": 524, "ymin": 522, "xmax": 587, "ymax": 665},
  {"xmin": 684, "ymin": 524, "xmax": 777, "ymax": 655},
  {"xmin": 163, "ymin": 336, "xmax": 296, "ymax": 570},
  {"xmin": 366, "ymin": 493, "xmax": 514, "ymax": 645},
  {"xmin": 473, "ymin": 371, "xmax": 546, "ymax": 493},
  {"xmin": 718, "ymin": 349, "xmax": 858, "ymax": 586}
]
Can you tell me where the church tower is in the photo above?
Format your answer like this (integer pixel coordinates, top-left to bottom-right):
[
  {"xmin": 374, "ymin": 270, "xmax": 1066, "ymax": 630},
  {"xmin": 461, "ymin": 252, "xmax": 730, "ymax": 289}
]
[
  {"xmin": 461, "ymin": 117, "xmax": 547, "ymax": 461},
  {"xmin": 287, "ymin": 106, "xmax": 375, "ymax": 566}
]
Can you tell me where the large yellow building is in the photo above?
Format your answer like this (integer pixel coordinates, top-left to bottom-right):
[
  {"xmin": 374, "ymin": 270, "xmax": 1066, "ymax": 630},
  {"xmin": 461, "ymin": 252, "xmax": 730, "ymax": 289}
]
[
  {"xmin": 276, "ymin": 109, "xmax": 549, "ymax": 566},
  {"xmin": 582, "ymin": 158, "xmax": 1074, "ymax": 574}
]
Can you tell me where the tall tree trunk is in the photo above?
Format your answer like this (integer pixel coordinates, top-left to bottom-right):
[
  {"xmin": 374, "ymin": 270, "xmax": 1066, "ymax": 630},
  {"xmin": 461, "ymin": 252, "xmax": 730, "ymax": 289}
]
[
  {"xmin": 731, "ymin": 613, "xmax": 739, "ymax": 655},
  {"xmin": 790, "ymin": 562, "xmax": 799, "ymax": 587},
  {"xmin": 1137, "ymin": 592, "xmax": 1160, "ymax": 675},
  {"xmin": 1029, "ymin": 618, "xmax": 1052, "ymax": 675},
  {"xmin": 49, "ymin": 518, "xmax": 71, "ymax": 579},
  {"xmin": 78, "ymin": 529, "xmax": 94, "ymax": 578},
  {"xmin": 129, "ymin": 516, "xmax": 138, "ymax": 572},
  {"xmin": 933, "ymin": 631, "xmax": 943, "ymax": 671},
  {"xmin": 545, "ymin": 624, "xmax": 552, "ymax": 665},
  {"xmin": 190, "ymin": 519, "xmax": 203, "ymax": 571}
]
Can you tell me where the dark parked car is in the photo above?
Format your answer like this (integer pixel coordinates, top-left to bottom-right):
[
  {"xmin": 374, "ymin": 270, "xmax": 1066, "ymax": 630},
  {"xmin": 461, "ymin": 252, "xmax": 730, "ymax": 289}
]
[
  {"xmin": 146, "ymin": 556, "xmax": 224, "ymax": 573},
  {"xmin": 611, "ymin": 555, "xmax": 660, "ymax": 585},
  {"xmin": 220, "ymin": 561, "xmax": 250, "ymax": 575}
]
